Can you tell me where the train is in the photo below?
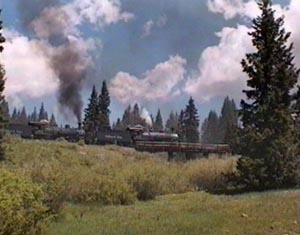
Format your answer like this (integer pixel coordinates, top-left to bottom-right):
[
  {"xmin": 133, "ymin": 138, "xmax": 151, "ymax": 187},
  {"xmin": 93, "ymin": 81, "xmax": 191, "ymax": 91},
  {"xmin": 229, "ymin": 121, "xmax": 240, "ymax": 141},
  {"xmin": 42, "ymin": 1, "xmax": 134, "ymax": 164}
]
[
  {"xmin": 6, "ymin": 120, "xmax": 231, "ymax": 156},
  {"xmin": 7, "ymin": 120, "xmax": 179, "ymax": 145}
]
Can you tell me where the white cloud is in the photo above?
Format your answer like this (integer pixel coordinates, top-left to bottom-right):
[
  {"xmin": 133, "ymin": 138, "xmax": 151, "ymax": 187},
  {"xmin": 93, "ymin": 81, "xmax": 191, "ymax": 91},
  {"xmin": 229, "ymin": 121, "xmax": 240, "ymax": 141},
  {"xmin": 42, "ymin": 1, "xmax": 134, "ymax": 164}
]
[
  {"xmin": 110, "ymin": 55, "xmax": 187, "ymax": 104},
  {"xmin": 68, "ymin": 0, "xmax": 134, "ymax": 26},
  {"xmin": 185, "ymin": 0, "xmax": 300, "ymax": 103},
  {"xmin": 142, "ymin": 15, "xmax": 168, "ymax": 38},
  {"xmin": 142, "ymin": 20, "xmax": 154, "ymax": 38},
  {"xmin": 1, "ymin": 30, "xmax": 59, "ymax": 104},
  {"xmin": 185, "ymin": 25, "xmax": 253, "ymax": 102}
]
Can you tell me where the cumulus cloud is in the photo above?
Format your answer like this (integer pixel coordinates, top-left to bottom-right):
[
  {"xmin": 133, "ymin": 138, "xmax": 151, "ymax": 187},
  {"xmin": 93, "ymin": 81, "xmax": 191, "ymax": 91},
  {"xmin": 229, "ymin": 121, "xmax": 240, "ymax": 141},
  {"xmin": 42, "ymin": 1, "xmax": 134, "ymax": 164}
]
[
  {"xmin": 185, "ymin": 25, "xmax": 253, "ymax": 102},
  {"xmin": 142, "ymin": 15, "xmax": 168, "ymax": 38},
  {"xmin": 67, "ymin": 0, "xmax": 134, "ymax": 26},
  {"xmin": 184, "ymin": 0, "xmax": 300, "ymax": 102},
  {"xmin": 0, "ymin": 30, "xmax": 59, "ymax": 107},
  {"xmin": 110, "ymin": 55, "xmax": 187, "ymax": 104}
]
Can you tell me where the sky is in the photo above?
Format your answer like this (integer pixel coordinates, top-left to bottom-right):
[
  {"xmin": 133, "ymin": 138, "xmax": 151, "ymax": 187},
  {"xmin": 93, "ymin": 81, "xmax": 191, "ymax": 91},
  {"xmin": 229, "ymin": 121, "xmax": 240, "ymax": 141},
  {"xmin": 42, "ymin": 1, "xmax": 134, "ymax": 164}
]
[{"xmin": 0, "ymin": 0, "xmax": 299, "ymax": 126}]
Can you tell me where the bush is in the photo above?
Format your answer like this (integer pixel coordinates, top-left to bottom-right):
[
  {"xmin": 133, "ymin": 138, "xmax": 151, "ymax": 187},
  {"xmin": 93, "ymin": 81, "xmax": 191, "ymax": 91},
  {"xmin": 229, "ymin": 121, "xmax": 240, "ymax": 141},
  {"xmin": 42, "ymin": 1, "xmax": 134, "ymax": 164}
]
[
  {"xmin": 184, "ymin": 157, "xmax": 237, "ymax": 192},
  {"xmin": 124, "ymin": 161, "xmax": 191, "ymax": 200},
  {"xmin": 0, "ymin": 168, "xmax": 49, "ymax": 235}
]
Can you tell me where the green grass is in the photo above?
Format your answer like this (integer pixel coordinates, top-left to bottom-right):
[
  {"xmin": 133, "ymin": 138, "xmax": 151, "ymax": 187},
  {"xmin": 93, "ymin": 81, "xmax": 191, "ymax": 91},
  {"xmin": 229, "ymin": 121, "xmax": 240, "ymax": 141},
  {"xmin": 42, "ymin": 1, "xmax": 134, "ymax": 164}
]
[{"xmin": 44, "ymin": 190, "xmax": 300, "ymax": 235}]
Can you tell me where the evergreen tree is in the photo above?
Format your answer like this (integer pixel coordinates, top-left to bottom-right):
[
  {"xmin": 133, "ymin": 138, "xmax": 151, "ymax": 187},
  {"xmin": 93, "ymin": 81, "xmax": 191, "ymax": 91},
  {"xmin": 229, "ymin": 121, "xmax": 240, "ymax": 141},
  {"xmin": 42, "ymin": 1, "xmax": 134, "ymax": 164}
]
[
  {"xmin": 154, "ymin": 109, "xmax": 164, "ymax": 131},
  {"xmin": 20, "ymin": 107, "xmax": 28, "ymax": 124},
  {"xmin": 84, "ymin": 85, "xmax": 98, "ymax": 128},
  {"xmin": 98, "ymin": 81, "xmax": 110, "ymax": 130},
  {"xmin": 114, "ymin": 118, "xmax": 123, "ymax": 130},
  {"xmin": 236, "ymin": 0, "xmax": 300, "ymax": 190},
  {"xmin": 165, "ymin": 111, "xmax": 178, "ymax": 132},
  {"xmin": 50, "ymin": 114, "xmax": 57, "ymax": 127},
  {"xmin": 177, "ymin": 110, "xmax": 185, "ymax": 141},
  {"xmin": 122, "ymin": 105, "xmax": 132, "ymax": 127},
  {"xmin": 0, "ymin": 99, "xmax": 9, "ymax": 122},
  {"xmin": 201, "ymin": 110, "xmax": 219, "ymax": 144},
  {"xmin": 44, "ymin": 111, "xmax": 49, "ymax": 121},
  {"xmin": 183, "ymin": 97, "xmax": 199, "ymax": 143},
  {"xmin": 219, "ymin": 97, "xmax": 238, "ymax": 143},
  {"xmin": 0, "ymin": 11, "xmax": 5, "ymax": 160},
  {"xmin": 11, "ymin": 108, "xmax": 18, "ymax": 122},
  {"xmin": 30, "ymin": 107, "xmax": 38, "ymax": 122},
  {"xmin": 38, "ymin": 103, "xmax": 46, "ymax": 121}
]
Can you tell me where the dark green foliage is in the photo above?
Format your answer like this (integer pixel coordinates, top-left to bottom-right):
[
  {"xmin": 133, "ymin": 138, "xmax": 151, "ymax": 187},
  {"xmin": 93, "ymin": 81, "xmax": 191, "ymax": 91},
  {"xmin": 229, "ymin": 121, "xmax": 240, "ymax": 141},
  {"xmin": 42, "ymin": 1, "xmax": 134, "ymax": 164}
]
[
  {"xmin": 38, "ymin": 102, "xmax": 48, "ymax": 121},
  {"xmin": 201, "ymin": 110, "xmax": 219, "ymax": 144},
  {"xmin": 30, "ymin": 107, "xmax": 38, "ymax": 122},
  {"xmin": 236, "ymin": 0, "xmax": 300, "ymax": 190},
  {"xmin": 120, "ymin": 104, "xmax": 146, "ymax": 128},
  {"xmin": 165, "ymin": 111, "xmax": 179, "ymax": 132},
  {"xmin": 154, "ymin": 109, "xmax": 164, "ymax": 131},
  {"xmin": 181, "ymin": 97, "xmax": 200, "ymax": 143},
  {"xmin": 219, "ymin": 97, "xmax": 238, "ymax": 143},
  {"xmin": 50, "ymin": 114, "xmax": 58, "ymax": 127},
  {"xmin": 0, "ymin": 11, "xmax": 5, "ymax": 160},
  {"xmin": 20, "ymin": 106, "xmax": 28, "ymax": 124},
  {"xmin": 84, "ymin": 85, "xmax": 98, "ymax": 129},
  {"xmin": 97, "ymin": 81, "xmax": 110, "ymax": 130}
]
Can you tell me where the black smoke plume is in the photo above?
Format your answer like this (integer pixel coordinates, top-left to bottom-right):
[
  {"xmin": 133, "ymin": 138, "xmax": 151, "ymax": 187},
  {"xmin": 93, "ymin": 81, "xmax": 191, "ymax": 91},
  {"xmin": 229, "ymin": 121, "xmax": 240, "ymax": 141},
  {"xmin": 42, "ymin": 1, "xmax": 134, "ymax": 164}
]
[{"xmin": 16, "ymin": 0, "xmax": 91, "ymax": 122}]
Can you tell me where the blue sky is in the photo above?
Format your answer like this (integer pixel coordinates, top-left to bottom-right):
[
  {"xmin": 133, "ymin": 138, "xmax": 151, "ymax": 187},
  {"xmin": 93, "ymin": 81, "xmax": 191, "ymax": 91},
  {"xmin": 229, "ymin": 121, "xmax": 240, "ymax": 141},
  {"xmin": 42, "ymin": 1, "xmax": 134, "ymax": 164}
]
[{"xmin": 0, "ymin": 0, "xmax": 298, "ymax": 126}]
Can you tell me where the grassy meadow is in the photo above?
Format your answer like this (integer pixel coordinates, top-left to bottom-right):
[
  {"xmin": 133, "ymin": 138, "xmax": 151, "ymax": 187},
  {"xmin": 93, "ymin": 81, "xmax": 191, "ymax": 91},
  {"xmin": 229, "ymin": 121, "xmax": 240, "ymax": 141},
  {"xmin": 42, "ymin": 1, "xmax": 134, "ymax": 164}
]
[
  {"xmin": 44, "ymin": 191, "xmax": 300, "ymax": 235},
  {"xmin": 1, "ymin": 135, "xmax": 299, "ymax": 235}
]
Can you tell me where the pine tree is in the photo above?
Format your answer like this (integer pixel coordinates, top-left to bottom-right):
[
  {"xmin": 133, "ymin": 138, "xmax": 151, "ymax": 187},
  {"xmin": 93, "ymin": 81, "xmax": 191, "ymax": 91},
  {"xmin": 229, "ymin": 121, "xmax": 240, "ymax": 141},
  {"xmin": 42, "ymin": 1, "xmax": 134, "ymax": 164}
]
[
  {"xmin": 236, "ymin": 0, "xmax": 300, "ymax": 190},
  {"xmin": 114, "ymin": 118, "xmax": 123, "ymax": 130},
  {"xmin": 122, "ymin": 105, "xmax": 132, "ymax": 127},
  {"xmin": 84, "ymin": 85, "xmax": 98, "ymax": 128},
  {"xmin": 201, "ymin": 110, "xmax": 219, "ymax": 144},
  {"xmin": 177, "ymin": 110, "xmax": 185, "ymax": 141},
  {"xmin": 20, "ymin": 107, "xmax": 28, "ymax": 124},
  {"xmin": 0, "ymin": 11, "xmax": 6, "ymax": 160},
  {"xmin": 165, "ymin": 111, "xmax": 178, "ymax": 132},
  {"xmin": 0, "ymin": 99, "xmax": 9, "ymax": 122},
  {"xmin": 11, "ymin": 108, "xmax": 18, "ymax": 122},
  {"xmin": 154, "ymin": 109, "xmax": 164, "ymax": 131},
  {"xmin": 30, "ymin": 107, "xmax": 38, "ymax": 122},
  {"xmin": 183, "ymin": 97, "xmax": 199, "ymax": 143},
  {"xmin": 98, "ymin": 81, "xmax": 110, "ymax": 130},
  {"xmin": 50, "ymin": 114, "xmax": 57, "ymax": 127},
  {"xmin": 38, "ymin": 103, "xmax": 46, "ymax": 121},
  {"xmin": 219, "ymin": 97, "xmax": 238, "ymax": 143}
]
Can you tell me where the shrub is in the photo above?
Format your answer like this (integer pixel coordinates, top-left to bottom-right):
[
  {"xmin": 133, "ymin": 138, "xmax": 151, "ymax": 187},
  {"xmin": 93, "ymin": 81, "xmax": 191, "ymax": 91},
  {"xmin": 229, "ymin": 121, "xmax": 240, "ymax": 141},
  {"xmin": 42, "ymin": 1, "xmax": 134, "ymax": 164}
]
[
  {"xmin": 123, "ymin": 160, "xmax": 191, "ymax": 200},
  {"xmin": 0, "ymin": 168, "xmax": 49, "ymax": 235},
  {"xmin": 184, "ymin": 157, "xmax": 237, "ymax": 192}
]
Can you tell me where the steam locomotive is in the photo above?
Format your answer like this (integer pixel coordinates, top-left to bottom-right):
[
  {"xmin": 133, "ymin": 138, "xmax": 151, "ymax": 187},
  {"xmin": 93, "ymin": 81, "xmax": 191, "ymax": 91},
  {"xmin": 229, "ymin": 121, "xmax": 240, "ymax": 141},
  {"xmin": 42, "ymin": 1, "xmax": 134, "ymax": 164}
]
[
  {"xmin": 7, "ymin": 121, "xmax": 231, "ymax": 156},
  {"xmin": 7, "ymin": 121, "xmax": 178, "ymax": 146}
]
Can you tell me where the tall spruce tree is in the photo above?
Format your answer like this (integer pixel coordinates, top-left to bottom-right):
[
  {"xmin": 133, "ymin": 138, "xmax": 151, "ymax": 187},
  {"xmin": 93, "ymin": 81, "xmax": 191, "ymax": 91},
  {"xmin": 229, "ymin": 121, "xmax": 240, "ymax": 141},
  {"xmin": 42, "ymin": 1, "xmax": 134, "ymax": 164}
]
[
  {"xmin": 236, "ymin": 0, "xmax": 300, "ymax": 190},
  {"xmin": 38, "ymin": 103, "xmax": 47, "ymax": 121},
  {"xmin": 165, "ymin": 111, "xmax": 178, "ymax": 132},
  {"xmin": 98, "ymin": 81, "xmax": 110, "ymax": 130},
  {"xmin": 219, "ymin": 97, "xmax": 238, "ymax": 143},
  {"xmin": 30, "ymin": 107, "xmax": 38, "ymax": 122},
  {"xmin": 20, "ymin": 107, "xmax": 28, "ymax": 124},
  {"xmin": 183, "ymin": 97, "xmax": 199, "ymax": 143},
  {"xmin": 50, "ymin": 114, "xmax": 57, "ymax": 127},
  {"xmin": 84, "ymin": 85, "xmax": 98, "ymax": 127},
  {"xmin": 0, "ymin": 10, "xmax": 5, "ymax": 160},
  {"xmin": 154, "ymin": 109, "xmax": 164, "ymax": 131},
  {"xmin": 201, "ymin": 110, "xmax": 219, "ymax": 144}
]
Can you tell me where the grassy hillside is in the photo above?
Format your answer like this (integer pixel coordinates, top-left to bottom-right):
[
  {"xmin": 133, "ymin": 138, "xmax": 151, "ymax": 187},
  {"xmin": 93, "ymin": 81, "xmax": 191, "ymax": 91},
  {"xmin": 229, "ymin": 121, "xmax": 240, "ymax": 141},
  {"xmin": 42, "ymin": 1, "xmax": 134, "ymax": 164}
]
[
  {"xmin": 1, "ymin": 136, "xmax": 299, "ymax": 235},
  {"xmin": 44, "ymin": 190, "xmax": 300, "ymax": 235}
]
